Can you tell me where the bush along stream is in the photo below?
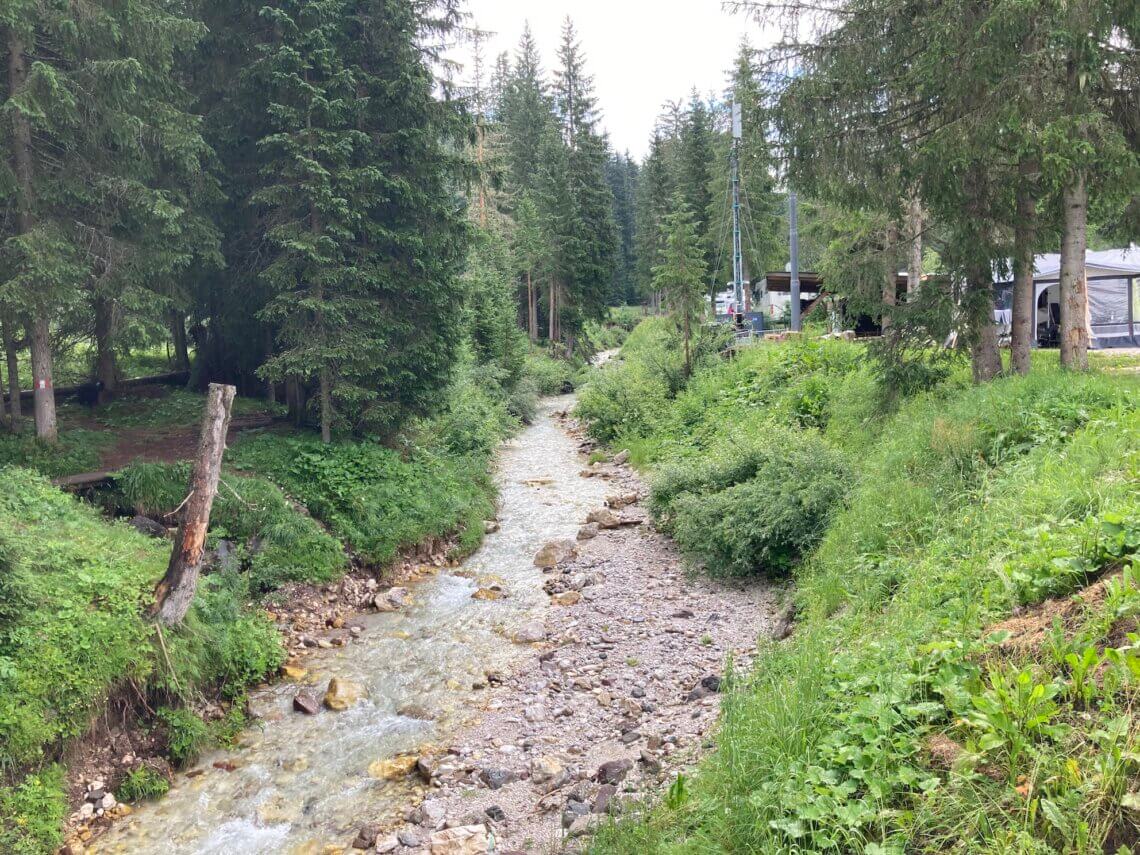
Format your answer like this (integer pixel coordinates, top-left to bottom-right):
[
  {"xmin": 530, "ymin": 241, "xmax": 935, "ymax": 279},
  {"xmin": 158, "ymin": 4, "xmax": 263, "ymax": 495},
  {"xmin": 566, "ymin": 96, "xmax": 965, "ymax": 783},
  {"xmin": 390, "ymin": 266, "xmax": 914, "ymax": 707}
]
[
  {"xmin": 0, "ymin": 349, "xmax": 580, "ymax": 854},
  {"xmin": 580, "ymin": 322, "xmax": 1140, "ymax": 854}
]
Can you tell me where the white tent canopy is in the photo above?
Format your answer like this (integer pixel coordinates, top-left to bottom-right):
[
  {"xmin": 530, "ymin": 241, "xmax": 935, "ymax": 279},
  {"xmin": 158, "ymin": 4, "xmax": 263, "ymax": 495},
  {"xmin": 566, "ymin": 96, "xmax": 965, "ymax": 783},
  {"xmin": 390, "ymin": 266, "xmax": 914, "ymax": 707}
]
[{"xmin": 997, "ymin": 246, "xmax": 1140, "ymax": 348}]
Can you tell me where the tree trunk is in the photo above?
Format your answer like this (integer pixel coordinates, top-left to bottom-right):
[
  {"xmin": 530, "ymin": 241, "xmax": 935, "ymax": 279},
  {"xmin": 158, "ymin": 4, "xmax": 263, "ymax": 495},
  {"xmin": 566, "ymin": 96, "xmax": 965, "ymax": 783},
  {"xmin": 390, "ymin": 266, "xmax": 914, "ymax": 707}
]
[
  {"xmin": 170, "ymin": 309, "xmax": 190, "ymax": 371},
  {"xmin": 7, "ymin": 33, "xmax": 32, "ymax": 432},
  {"xmin": 29, "ymin": 317, "xmax": 57, "ymax": 442},
  {"xmin": 527, "ymin": 271, "xmax": 538, "ymax": 341},
  {"xmin": 1010, "ymin": 162, "xmax": 1037, "ymax": 375},
  {"xmin": 287, "ymin": 378, "xmax": 304, "ymax": 425},
  {"xmin": 881, "ymin": 224, "xmax": 897, "ymax": 333},
  {"xmin": 906, "ymin": 195, "xmax": 923, "ymax": 300},
  {"xmin": 683, "ymin": 313, "xmax": 692, "ymax": 377},
  {"xmin": 151, "ymin": 383, "xmax": 236, "ymax": 626},
  {"xmin": 968, "ymin": 275, "xmax": 1003, "ymax": 382},
  {"xmin": 548, "ymin": 279, "xmax": 557, "ymax": 343},
  {"xmin": 1, "ymin": 313, "xmax": 20, "ymax": 427},
  {"xmin": 319, "ymin": 369, "xmax": 331, "ymax": 444},
  {"xmin": 1059, "ymin": 169, "xmax": 1090, "ymax": 370},
  {"xmin": 93, "ymin": 296, "xmax": 119, "ymax": 401}
]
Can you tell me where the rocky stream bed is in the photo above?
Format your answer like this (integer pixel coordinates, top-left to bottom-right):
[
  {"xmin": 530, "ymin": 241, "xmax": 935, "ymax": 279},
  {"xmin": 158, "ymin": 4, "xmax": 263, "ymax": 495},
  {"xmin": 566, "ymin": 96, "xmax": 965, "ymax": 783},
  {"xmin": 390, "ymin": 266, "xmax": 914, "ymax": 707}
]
[{"xmin": 76, "ymin": 396, "xmax": 779, "ymax": 855}]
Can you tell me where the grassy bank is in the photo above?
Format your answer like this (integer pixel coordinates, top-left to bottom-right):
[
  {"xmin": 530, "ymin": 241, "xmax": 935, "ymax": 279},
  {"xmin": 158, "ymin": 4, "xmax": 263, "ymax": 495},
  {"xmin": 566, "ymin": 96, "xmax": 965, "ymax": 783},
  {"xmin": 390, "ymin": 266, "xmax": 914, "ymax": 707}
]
[
  {"xmin": 583, "ymin": 320, "xmax": 1140, "ymax": 853},
  {"xmin": 0, "ymin": 347, "xmax": 565, "ymax": 852}
]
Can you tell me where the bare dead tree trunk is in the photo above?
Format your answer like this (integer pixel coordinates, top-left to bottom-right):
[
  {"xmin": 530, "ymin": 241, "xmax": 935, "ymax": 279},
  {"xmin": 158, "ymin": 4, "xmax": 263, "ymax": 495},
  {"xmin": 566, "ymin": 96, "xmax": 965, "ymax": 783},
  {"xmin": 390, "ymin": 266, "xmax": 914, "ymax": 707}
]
[
  {"xmin": 93, "ymin": 296, "xmax": 119, "ymax": 401},
  {"xmin": 151, "ymin": 383, "xmax": 236, "ymax": 626},
  {"xmin": 1059, "ymin": 169, "xmax": 1090, "ymax": 370},
  {"xmin": 906, "ymin": 195, "xmax": 923, "ymax": 300},
  {"xmin": 1, "ymin": 313, "xmax": 20, "ymax": 427},
  {"xmin": 527, "ymin": 271, "xmax": 538, "ymax": 342},
  {"xmin": 1011, "ymin": 161, "xmax": 1037, "ymax": 375}
]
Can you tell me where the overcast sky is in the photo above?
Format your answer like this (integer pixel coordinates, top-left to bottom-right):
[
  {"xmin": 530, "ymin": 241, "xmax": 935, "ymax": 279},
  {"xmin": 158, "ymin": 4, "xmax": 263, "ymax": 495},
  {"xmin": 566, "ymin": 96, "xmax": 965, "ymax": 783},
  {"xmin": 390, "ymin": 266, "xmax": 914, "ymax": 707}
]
[{"xmin": 449, "ymin": 0, "xmax": 771, "ymax": 160}]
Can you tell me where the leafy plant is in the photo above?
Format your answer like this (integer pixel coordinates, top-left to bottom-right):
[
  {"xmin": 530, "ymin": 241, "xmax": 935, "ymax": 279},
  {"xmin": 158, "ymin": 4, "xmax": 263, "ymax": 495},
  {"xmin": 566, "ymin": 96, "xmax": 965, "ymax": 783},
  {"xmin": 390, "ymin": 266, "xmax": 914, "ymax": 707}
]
[{"xmin": 116, "ymin": 766, "xmax": 170, "ymax": 803}]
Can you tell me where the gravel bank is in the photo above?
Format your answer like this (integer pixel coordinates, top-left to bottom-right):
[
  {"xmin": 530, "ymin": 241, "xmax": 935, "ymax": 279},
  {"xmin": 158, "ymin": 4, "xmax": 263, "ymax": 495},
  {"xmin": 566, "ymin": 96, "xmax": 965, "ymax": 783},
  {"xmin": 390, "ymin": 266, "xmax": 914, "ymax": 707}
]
[{"xmin": 382, "ymin": 413, "xmax": 781, "ymax": 854}]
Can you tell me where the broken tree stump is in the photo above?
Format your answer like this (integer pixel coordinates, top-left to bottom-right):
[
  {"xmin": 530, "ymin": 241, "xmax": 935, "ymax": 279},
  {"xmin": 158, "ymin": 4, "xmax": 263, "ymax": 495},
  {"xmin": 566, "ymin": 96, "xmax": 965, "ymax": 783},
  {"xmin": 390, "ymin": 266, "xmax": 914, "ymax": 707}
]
[{"xmin": 151, "ymin": 382, "xmax": 236, "ymax": 626}]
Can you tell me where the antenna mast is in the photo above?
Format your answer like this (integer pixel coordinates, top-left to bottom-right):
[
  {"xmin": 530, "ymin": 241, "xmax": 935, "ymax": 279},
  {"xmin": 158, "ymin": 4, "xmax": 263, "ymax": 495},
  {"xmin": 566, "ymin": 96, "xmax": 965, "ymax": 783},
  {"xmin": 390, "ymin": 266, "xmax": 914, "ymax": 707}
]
[{"xmin": 731, "ymin": 100, "xmax": 744, "ymax": 316}]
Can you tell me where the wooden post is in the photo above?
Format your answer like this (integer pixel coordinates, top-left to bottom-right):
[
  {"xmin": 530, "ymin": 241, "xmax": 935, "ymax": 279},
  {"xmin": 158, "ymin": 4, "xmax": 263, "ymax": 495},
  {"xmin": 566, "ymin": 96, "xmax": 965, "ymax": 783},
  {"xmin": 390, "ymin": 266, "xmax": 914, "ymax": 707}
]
[{"xmin": 151, "ymin": 383, "xmax": 236, "ymax": 626}]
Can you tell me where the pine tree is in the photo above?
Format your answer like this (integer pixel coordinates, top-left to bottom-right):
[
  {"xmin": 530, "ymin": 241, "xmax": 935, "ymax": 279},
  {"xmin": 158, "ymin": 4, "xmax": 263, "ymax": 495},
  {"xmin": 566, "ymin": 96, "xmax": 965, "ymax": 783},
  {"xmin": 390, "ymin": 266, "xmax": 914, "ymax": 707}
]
[
  {"xmin": 500, "ymin": 23, "xmax": 552, "ymax": 196},
  {"xmin": 2, "ymin": 1, "xmax": 212, "ymax": 440},
  {"xmin": 606, "ymin": 152, "xmax": 640, "ymax": 306},
  {"xmin": 678, "ymin": 92, "xmax": 716, "ymax": 286},
  {"xmin": 635, "ymin": 132, "xmax": 675, "ymax": 309},
  {"xmin": 549, "ymin": 18, "xmax": 617, "ymax": 347},
  {"xmin": 653, "ymin": 195, "xmax": 708, "ymax": 376}
]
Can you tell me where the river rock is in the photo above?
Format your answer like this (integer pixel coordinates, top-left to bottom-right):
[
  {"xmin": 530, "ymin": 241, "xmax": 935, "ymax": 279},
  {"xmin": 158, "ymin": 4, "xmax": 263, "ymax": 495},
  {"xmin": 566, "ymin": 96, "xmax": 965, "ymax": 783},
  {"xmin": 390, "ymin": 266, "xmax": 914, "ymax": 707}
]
[
  {"xmin": 129, "ymin": 515, "xmax": 167, "ymax": 538},
  {"xmin": 369, "ymin": 754, "xmax": 418, "ymax": 780},
  {"xmin": 586, "ymin": 508, "xmax": 621, "ymax": 529},
  {"xmin": 605, "ymin": 492, "xmax": 640, "ymax": 509},
  {"xmin": 323, "ymin": 677, "xmax": 365, "ymax": 711},
  {"xmin": 281, "ymin": 663, "xmax": 308, "ymax": 681},
  {"xmin": 351, "ymin": 823, "xmax": 379, "ymax": 849},
  {"xmin": 529, "ymin": 755, "xmax": 564, "ymax": 785},
  {"xmin": 483, "ymin": 520, "xmax": 500, "ymax": 534},
  {"xmin": 374, "ymin": 587, "xmax": 410, "ymax": 612},
  {"xmin": 593, "ymin": 759, "xmax": 632, "ymax": 785},
  {"xmin": 416, "ymin": 799, "xmax": 447, "ymax": 828},
  {"xmin": 551, "ymin": 590, "xmax": 581, "ymax": 606},
  {"xmin": 292, "ymin": 692, "xmax": 320, "ymax": 715},
  {"xmin": 593, "ymin": 784, "xmax": 618, "ymax": 814},
  {"xmin": 511, "ymin": 620, "xmax": 545, "ymax": 643},
  {"xmin": 374, "ymin": 834, "xmax": 399, "ymax": 853},
  {"xmin": 478, "ymin": 767, "xmax": 517, "ymax": 790},
  {"xmin": 471, "ymin": 586, "xmax": 505, "ymax": 601},
  {"xmin": 429, "ymin": 824, "xmax": 489, "ymax": 854},
  {"xmin": 613, "ymin": 449, "xmax": 631, "ymax": 465},
  {"xmin": 397, "ymin": 827, "xmax": 425, "ymax": 847},
  {"xmin": 577, "ymin": 523, "xmax": 599, "ymax": 540},
  {"xmin": 533, "ymin": 539, "xmax": 578, "ymax": 568}
]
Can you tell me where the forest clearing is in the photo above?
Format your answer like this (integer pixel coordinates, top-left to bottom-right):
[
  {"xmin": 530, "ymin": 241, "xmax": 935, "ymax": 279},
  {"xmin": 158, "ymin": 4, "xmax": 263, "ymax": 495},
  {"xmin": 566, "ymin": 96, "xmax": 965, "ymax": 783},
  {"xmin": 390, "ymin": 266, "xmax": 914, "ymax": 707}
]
[{"xmin": 1, "ymin": 0, "xmax": 1139, "ymax": 853}]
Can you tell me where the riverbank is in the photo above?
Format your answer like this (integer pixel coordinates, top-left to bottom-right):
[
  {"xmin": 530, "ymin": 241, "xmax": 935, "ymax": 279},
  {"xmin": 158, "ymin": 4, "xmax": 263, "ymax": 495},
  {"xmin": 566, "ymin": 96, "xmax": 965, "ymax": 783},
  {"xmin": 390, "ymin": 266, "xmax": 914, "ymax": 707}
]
[
  {"xmin": 579, "ymin": 324, "xmax": 1140, "ymax": 853},
  {"xmin": 1, "ymin": 350, "xmax": 576, "ymax": 854}
]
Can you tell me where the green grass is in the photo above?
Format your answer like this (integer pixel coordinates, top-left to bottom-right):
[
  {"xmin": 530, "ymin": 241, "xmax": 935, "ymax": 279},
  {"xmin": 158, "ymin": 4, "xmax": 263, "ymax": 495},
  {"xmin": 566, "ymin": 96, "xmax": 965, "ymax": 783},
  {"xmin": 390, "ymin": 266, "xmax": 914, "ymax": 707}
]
[
  {"xmin": 0, "ymin": 429, "xmax": 111, "ymax": 478},
  {"xmin": 0, "ymin": 467, "xmax": 285, "ymax": 851},
  {"xmin": 585, "ymin": 326, "xmax": 1140, "ymax": 853}
]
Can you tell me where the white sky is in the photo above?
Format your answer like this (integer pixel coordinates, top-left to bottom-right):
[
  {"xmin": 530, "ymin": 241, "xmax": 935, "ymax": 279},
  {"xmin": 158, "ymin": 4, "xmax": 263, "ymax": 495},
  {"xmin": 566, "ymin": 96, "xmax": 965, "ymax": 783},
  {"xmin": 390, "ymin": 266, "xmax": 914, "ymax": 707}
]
[{"xmin": 450, "ymin": 0, "xmax": 771, "ymax": 160}]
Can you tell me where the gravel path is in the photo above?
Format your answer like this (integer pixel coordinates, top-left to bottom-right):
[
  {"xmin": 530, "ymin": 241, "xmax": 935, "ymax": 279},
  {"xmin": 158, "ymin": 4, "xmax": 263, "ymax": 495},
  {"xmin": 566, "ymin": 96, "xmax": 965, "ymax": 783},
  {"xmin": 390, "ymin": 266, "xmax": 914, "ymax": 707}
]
[{"xmin": 381, "ymin": 414, "xmax": 781, "ymax": 854}]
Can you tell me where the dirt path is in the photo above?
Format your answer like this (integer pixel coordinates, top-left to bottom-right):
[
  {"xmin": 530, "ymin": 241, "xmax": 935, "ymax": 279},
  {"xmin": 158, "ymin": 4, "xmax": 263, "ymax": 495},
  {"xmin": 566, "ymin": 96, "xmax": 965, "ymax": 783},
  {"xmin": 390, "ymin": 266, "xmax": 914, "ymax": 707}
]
[{"xmin": 380, "ymin": 414, "xmax": 780, "ymax": 853}]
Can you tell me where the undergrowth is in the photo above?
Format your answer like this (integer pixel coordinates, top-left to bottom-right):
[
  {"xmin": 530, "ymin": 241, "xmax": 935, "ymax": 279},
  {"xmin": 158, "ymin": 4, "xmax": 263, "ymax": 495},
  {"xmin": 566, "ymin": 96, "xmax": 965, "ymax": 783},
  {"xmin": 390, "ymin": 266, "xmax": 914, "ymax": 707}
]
[{"xmin": 584, "ymin": 326, "xmax": 1140, "ymax": 853}]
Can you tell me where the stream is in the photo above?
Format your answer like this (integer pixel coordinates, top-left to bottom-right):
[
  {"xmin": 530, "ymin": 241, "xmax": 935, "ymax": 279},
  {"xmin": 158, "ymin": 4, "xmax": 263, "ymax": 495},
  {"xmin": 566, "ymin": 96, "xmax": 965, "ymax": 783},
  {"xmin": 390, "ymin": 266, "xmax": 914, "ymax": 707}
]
[{"xmin": 91, "ymin": 396, "xmax": 610, "ymax": 854}]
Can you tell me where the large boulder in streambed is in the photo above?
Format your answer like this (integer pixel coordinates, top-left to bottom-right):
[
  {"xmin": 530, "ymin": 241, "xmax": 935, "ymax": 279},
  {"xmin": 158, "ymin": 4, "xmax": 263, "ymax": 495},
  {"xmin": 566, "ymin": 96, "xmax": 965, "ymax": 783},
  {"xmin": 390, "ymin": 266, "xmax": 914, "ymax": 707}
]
[
  {"xmin": 323, "ymin": 677, "xmax": 365, "ymax": 711},
  {"xmin": 429, "ymin": 824, "xmax": 489, "ymax": 854},
  {"xmin": 533, "ymin": 539, "xmax": 577, "ymax": 568}
]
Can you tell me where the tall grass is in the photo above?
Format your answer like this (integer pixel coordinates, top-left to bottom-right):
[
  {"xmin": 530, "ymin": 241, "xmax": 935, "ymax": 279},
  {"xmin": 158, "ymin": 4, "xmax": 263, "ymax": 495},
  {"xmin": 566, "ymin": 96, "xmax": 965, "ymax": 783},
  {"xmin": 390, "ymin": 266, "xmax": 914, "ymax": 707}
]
[{"xmin": 586, "ymin": 329, "xmax": 1140, "ymax": 853}]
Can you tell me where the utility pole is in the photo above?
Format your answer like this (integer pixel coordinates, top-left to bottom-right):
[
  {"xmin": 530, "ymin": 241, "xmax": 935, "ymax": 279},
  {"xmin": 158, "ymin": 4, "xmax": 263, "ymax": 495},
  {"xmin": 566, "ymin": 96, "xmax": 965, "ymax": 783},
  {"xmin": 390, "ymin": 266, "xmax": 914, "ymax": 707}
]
[
  {"xmin": 731, "ymin": 101, "xmax": 744, "ymax": 317},
  {"xmin": 789, "ymin": 190, "xmax": 801, "ymax": 332}
]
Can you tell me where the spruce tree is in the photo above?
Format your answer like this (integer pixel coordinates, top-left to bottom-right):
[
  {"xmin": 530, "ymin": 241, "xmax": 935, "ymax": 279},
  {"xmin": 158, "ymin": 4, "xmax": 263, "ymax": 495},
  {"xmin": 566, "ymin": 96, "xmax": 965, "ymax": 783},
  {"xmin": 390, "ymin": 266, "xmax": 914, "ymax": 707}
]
[
  {"xmin": 550, "ymin": 18, "xmax": 617, "ymax": 347},
  {"xmin": 653, "ymin": 194, "xmax": 708, "ymax": 376},
  {"xmin": 2, "ymin": 1, "xmax": 212, "ymax": 440}
]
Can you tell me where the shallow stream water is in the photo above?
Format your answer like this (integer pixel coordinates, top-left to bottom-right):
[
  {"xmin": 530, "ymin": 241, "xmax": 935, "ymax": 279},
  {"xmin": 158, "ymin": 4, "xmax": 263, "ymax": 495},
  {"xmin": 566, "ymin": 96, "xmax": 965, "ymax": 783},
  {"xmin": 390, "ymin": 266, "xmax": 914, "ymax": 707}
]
[{"xmin": 91, "ymin": 396, "xmax": 608, "ymax": 854}]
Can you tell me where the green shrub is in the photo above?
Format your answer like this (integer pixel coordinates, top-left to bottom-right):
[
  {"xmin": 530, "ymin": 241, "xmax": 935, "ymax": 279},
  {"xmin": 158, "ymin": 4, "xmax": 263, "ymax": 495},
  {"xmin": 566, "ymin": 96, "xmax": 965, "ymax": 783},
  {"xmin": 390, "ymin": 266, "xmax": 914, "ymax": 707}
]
[
  {"xmin": 231, "ymin": 433, "xmax": 495, "ymax": 566},
  {"xmin": 0, "ymin": 767, "xmax": 66, "ymax": 855},
  {"xmin": 115, "ymin": 462, "xmax": 345, "ymax": 591},
  {"xmin": 116, "ymin": 766, "xmax": 170, "ymax": 803},
  {"xmin": 669, "ymin": 435, "xmax": 851, "ymax": 577},
  {"xmin": 155, "ymin": 707, "xmax": 209, "ymax": 768},
  {"xmin": 524, "ymin": 352, "xmax": 579, "ymax": 396}
]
